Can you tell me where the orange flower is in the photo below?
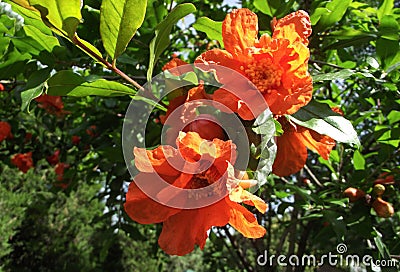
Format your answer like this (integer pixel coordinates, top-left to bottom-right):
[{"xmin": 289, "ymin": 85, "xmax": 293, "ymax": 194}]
[
  {"xmin": 11, "ymin": 152, "xmax": 34, "ymax": 173},
  {"xmin": 0, "ymin": 121, "xmax": 12, "ymax": 142},
  {"xmin": 35, "ymin": 94, "xmax": 68, "ymax": 116},
  {"xmin": 196, "ymin": 9, "xmax": 312, "ymax": 118},
  {"xmin": 124, "ymin": 132, "xmax": 266, "ymax": 256},
  {"xmin": 272, "ymin": 117, "xmax": 335, "ymax": 176}
]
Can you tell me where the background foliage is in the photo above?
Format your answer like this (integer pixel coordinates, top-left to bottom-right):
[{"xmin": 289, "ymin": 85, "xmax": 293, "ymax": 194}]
[{"xmin": 0, "ymin": 0, "xmax": 399, "ymax": 271}]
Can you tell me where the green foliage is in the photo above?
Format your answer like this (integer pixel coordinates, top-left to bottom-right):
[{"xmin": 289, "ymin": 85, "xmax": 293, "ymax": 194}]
[{"xmin": 100, "ymin": 0, "xmax": 147, "ymax": 60}]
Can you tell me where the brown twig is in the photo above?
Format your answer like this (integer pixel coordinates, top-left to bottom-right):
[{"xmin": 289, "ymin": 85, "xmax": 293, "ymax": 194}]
[
  {"xmin": 72, "ymin": 35, "xmax": 166, "ymax": 107},
  {"xmin": 222, "ymin": 226, "xmax": 254, "ymax": 272}
]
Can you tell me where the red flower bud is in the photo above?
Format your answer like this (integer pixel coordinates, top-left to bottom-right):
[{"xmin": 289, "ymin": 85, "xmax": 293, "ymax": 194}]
[
  {"xmin": 183, "ymin": 114, "xmax": 225, "ymax": 141},
  {"xmin": 71, "ymin": 135, "xmax": 81, "ymax": 145},
  {"xmin": 372, "ymin": 197, "xmax": 394, "ymax": 218},
  {"xmin": 344, "ymin": 187, "xmax": 366, "ymax": 202}
]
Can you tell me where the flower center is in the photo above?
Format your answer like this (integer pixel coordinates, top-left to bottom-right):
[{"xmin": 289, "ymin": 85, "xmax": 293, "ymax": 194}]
[{"xmin": 241, "ymin": 58, "xmax": 283, "ymax": 94}]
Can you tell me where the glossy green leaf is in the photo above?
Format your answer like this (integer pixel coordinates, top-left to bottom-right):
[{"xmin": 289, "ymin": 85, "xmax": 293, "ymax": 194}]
[
  {"xmin": 21, "ymin": 67, "xmax": 51, "ymax": 111},
  {"xmin": 352, "ymin": 150, "xmax": 365, "ymax": 170},
  {"xmin": 23, "ymin": 25, "xmax": 59, "ymax": 52},
  {"xmin": 254, "ymin": 0, "xmax": 294, "ymax": 18},
  {"xmin": 377, "ymin": 0, "xmax": 394, "ymax": 22},
  {"xmin": 312, "ymin": 69, "xmax": 354, "ymax": 82},
  {"xmin": 288, "ymin": 100, "xmax": 360, "ymax": 146},
  {"xmin": 193, "ymin": 17, "xmax": 223, "ymax": 47},
  {"xmin": 11, "ymin": 0, "xmax": 82, "ymax": 39},
  {"xmin": 47, "ymin": 71, "xmax": 136, "ymax": 97},
  {"xmin": 100, "ymin": 0, "xmax": 147, "ymax": 60},
  {"xmin": 147, "ymin": 3, "xmax": 196, "ymax": 82},
  {"xmin": 312, "ymin": 0, "xmax": 352, "ymax": 31}
]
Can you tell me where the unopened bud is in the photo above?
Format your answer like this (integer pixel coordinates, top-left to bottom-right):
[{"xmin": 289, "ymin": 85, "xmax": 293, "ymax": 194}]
[
  {"xmin": 373, "ymin": 184, "xmax": 385, "ymax": 197},
  {"xmin": 372, "ymin": 197, "xmax": 394, "ymax": 218},
  {"xmin": 344, "ymin": 187, "xmax": 365, "ymax": 202}
]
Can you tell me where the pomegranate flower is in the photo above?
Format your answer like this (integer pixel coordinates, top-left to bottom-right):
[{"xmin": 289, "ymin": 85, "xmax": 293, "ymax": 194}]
[
  {"xmin": 0, "ymin": 121, "xmax": 12, "ymax": 142},
  {"xmin": 124, "ymin": 132, "xmax": 266, "ymax": 256},
  {"xmin": 196, "ymin": 8, "xmax": 313, "ymax": 118},
  {"xmin": 11, "ymin": 152, "xmax": 34, "ymax": 173}
]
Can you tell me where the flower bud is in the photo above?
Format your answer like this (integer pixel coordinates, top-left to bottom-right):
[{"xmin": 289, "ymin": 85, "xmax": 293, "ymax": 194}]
[
  {"xmin": 183, "ymin": 114, "xmax": 225, "ymax": 140},
  {"xmin": 372, "ymin": 197, "xmax": 394, "ymax": 218},
  {"xmin": 373, "ymin": 184, "xmax": 385, "ymax": 197},
  {"xmin": 344, "ymin": 187, "xmax": 365, "ymax": 202}
]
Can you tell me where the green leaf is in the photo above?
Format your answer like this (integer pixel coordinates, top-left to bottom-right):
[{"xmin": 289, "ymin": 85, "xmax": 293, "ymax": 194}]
[
  {"xmin": 21, "ymin": 67, "xmax": 52, "ymax": 111},
  {"xmin": 254, "ymin": 0, "xmax": 294, "ymax": 18},
  {"xmin": 352, "ymin": 150, "xmax": 365, "ymax": 170},
  {"xmin": 147, "ymin": 3, "xmax": 196, "ymax": 82},
  {"xmin": 312, "ymin": 69, "xmax": 354, "ymax": 82},
  {"xmin": 47, "ymin": 71, "xmax": 136, "ymax": 97},
  {"xmin": 377, "ymin": 0, "xmax": 394, "ymax": 22},
  {"xmin": 373, "ymin": 228, "xmax": 392, "ymax": 259},
  {"xmin": 100, "ymin": 0, "xmax": 147, "ymax": 60},
  {"xmin": 193, "ymin": 17, "xmax": 223, "ymax": 47},
  {"xmin": 312, "ymin": 0, "xmax": 352, "ymax": 32},
  {"xmin": 23, "ymin": 24, "xmax": 60, "ymax": 52},
  {"xmin": 21, "ymin": 84, "xmax": 44, "ymax": 112},
  {"xmin": 12, "ymin": 0, "xmax": 83, "ymax": 39},
  {"xmin": 254, "ymin": 0, "xmax": 275, "ymax": 17},
  {"xmin": 288, "ymin": 100, "xmax": 360, "ymax": 146}
]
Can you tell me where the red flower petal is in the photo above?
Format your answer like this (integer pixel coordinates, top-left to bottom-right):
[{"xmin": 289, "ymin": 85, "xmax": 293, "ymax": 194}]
[
  {"xmin": 124, "ymin": 178, "xmax": 181, "ymax": 224},
  {"xmin": 158, "ymin": 198, "xmax": 230, "ymax": 255}
]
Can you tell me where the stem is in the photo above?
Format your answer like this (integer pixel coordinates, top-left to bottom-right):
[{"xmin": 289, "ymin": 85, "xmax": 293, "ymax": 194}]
[
  {"xmin": 309, "ymin": 59, "xmax": 344, "ymax": 70},
  {"xmin": 222, "ymin": 226, "xmax": 254, "ymax": 272},
  {"xmin": 72, "ymin": 35, "xmax": 165, "ymax": 106},
  {"xmin": 304, "ymin": 164, "xmax": 324, "ymax": 187}
]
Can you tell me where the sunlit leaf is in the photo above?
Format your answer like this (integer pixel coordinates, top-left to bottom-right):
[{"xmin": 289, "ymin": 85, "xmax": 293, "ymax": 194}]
[
  {"xmin": 23, "ymin": 25, "xmax": 59, "ymax": 52},
  {"xmin": 377, "ymin": 0, "xmax": 394, "ymax": 22},
  {"xmin": 11, "ymin": 0, "xmax": 83, "ymax": 39},
  {"xmin": 47, "ymin": 71, "xmax": 136, "ymax": 97},
  {"xmin": 312, "ymin": 0, "xmax": 352, "ymax": 32},
  {"xmin": 312, "ymin": 69, "xmax": 354, "ymax": 82},
  {"xmin": 288, "ymin": 100, "xmax": 360, "ymax": 146},
  {"xmin": 193, "ymin": 17, "xmax": 223, "ymax": 47},
  {"xmin": 352, "ymin": 150, "xmax": 365, "ymax": 170},
  {"xmin": 21, "ymin": 67, "xmax": 51, "ymax": 111},
  {"xmin": 147, "ymin": 3, "xmax": 196, "ymax": 82},
  {"xmin": 100, "ymin": 0, "xmax": 147, "ymax": 60}
]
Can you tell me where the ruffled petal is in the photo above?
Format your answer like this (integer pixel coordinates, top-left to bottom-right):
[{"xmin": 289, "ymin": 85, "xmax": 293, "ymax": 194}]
[
  {"xmin": 272, "ymin": 128, "xmax": 308, "ymax": 176},
  {"xmin": 124, "ymin": 177, "xmax": 181, "ymax": 224},
  {"xmin": 272, "ymin": 10, "xmax": 312, "ymax": 45},
  {"xmin": 134, "ymin": 146, "xmax": 182, "ymax": 176},
  {"xmin": 229, "ymin": 186, "xmax": 267, "ymax": 213},
  {"xmin": 158, "ymin": 198, "xmax": 231, "ymax": 255},
  {"xmin": 267, "ymin": 75, "xmax": 313, "ymax": 115},
  {"xmin": 298, "ymin": 128, "xmax": 335, "ymax": 160},
  {"xmin": 228, "ymin": 201, "xmax": 266, "ymax": 238},
  {"xmin": 223, "ymin": 8, "xmax": 258, "ymax": 57},
  {"xmin": 213, "ymin": 89, "xmax": 257, "ymax": 120},
  {"xmin": 162, "ymin": 57, "xmax": 193, "ymax": 76},
  {"xmin": 195, "ymin": 48, "xmax": 243, "ymax": 79}
]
